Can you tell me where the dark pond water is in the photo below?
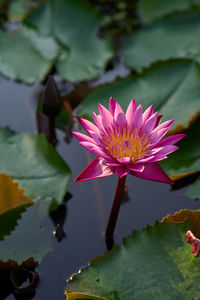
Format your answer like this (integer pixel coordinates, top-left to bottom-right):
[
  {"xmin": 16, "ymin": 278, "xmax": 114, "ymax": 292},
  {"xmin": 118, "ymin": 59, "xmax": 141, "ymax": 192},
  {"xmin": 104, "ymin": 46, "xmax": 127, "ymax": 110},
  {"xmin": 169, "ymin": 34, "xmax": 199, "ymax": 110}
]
[{"xmin": 0, "ymin": 76, "xmax": 199, "ymax": 300}]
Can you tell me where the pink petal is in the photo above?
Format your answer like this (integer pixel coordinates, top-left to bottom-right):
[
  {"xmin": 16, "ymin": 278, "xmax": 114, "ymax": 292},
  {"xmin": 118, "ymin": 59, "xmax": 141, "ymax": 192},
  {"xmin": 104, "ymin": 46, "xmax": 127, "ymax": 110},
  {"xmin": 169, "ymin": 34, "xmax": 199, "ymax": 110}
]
[
  {"xmin": 153, "ymin": 145, "xmax": 179, "ymax": 156},
  {"xmin": 114, "ymin": 102, "xmax": 124, "ymax": 121},
  {"xmin": 135, "ymin": 154, "xmax": 166, "ymax": 164},
  {"xmin": 156, "ymin": 134, "xmax": 186, "ymax": 147},
  {"xmin": 150, "ymin": 127, "xmax": 171, "ymax": 147},
  {"xmin": 116, "ymin": 113, "xmax": 127, "ymax": 133},
  {"xmin": 98, "ymin": 104, "xmax": 113, "ymax": 129},
  {"xmin": 72, "ymin": 131, "xmax": 97, "ymax": 144},
  {"xmin": 125, "ymin": 99, "xmax": 137, "ymax": 126},
  {"xmin": 142, "ymin": 105, "xmax": 154, "ymax": 125},
  {"xmin": 153, "ymin": 120, "xmax": 174, "ymax": 133},
  {"xmin": 128, "ymin": 164, "xmax": 144, "ymax": 172},
  {"xmin": 87, "ymin": 130, "xmax": 103, "ymax": 145},
  {"xmin": 75, "ymin": 157, "xmax": 113, "ymax": 182},
  {"xmin": 131, "ymin": 162, "xmax": 173, "ymax": 184},
  {"xmin": 140, "ymin": 112, "xmax": 158, "ymax": 136},
  {"xmin": 115, "ymin": 166, "xmax": 129, "ymax": 177},
  {"xmin": 80, "ymin": 141, "xmax": 109, "ymax": 159},
  {"xmin": 130, "ymin": 104, "xmax": 142, "ymax": 131},
  {"xmin": 93, "ymin": 112, "xmax": 104, "ymax": 131},
  {"xmin": 102, "ymin": 159, "xmax": 120, "ymax": 167},
  {"xmin": 77, "ymin": 116, "xmax": 100, "ymax": 136},
  {"xmin": 109, "ymin": 97, "xmax": 117, "ymax": 116},
  {"xmin": 117, "ymin": 157, "xmax": 131, "ymax": 164},
  {"xmin": 154, "ymin": 114, "xmax": 163, "ymax": 128}
]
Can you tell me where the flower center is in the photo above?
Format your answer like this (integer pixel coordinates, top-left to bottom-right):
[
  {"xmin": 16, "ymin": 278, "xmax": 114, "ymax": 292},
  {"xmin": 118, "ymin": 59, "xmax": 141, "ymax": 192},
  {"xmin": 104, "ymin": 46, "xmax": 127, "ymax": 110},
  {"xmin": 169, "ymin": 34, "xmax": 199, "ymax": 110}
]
[{"xmin": 103, "ymin": 127, "xmax": 149, "ymax": 161}]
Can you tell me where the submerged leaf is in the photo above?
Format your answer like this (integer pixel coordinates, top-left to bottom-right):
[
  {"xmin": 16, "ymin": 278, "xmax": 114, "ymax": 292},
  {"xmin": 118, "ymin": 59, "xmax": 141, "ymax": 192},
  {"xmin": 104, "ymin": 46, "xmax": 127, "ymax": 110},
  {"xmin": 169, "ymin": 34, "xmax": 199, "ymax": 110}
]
[
  {"xmin": 66, "ymin": 213, "xmax": 200, "ymax": 299},
  {"xmin": 0, "ymin": 204, "xmax": 52, "ymax": 269},
  {"xmin": 78, "ymin": 60, "xmax": 200, "ymax": 131}
]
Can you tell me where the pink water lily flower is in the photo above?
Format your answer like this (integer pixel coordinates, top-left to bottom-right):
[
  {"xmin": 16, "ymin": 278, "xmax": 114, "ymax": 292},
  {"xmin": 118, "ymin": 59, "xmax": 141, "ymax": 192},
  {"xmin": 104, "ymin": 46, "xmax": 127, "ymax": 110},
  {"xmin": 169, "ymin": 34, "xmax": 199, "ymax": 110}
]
[{"xmin": 73, "ymin": 98, "xmax": 185, "ymax": 183}]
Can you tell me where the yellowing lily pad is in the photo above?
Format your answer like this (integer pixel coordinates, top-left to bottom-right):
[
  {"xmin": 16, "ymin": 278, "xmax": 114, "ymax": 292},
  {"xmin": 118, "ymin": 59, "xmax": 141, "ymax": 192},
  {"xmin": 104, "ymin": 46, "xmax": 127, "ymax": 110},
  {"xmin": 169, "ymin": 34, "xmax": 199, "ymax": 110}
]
[{"xmin": 0, "ymin": 173, "xmax": 32, "ymax": 215}]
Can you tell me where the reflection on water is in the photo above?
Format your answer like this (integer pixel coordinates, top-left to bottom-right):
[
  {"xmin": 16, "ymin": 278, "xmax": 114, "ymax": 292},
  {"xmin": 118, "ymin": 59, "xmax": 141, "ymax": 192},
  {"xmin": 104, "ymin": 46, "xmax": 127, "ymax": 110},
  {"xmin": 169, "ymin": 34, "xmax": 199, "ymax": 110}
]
[{"xmin": 0, "ymin": 76, "xmax": 199, "ymax": 300}]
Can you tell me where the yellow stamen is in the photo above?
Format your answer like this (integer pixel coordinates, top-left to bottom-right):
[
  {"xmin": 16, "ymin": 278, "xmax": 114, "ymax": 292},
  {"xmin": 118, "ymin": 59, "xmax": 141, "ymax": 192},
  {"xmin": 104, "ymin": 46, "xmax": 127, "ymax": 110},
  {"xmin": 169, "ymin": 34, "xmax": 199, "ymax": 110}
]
[{"xmin": 103, "ymin": 127, "xmax": 149, "ymax": 162}]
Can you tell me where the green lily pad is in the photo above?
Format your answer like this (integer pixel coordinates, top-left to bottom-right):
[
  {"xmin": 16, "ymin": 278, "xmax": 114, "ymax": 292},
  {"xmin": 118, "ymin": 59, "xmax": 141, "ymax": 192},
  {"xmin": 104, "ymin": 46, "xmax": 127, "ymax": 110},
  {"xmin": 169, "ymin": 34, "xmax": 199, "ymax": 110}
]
[
  {"xmin": 0, "ymin": 204, "xmax": 52, "ymax": 268},
  {"xmin": 0, "ymin": 24, "xmax": 59, "ymax": 83},
  {"xmin": 0, "ymin": 128, "xmax": 71, "ymax": 207},
  {"xmin": 160, "ymin": 118, "xmax": 200, "ymax": 199},
  {"xmin": 25, "ymin": 0, "xmax": 113, "ymax": 82},
  {"xmin": 122, "ymin": 12, "xmax": 200, "ymax": 73},
  {"xmin": 78, "ymin": 60, "xmax": 200, "ymax": 131},
  {"xmin": 8, "ymin": 0, "xmax": 43, "ymax": 21},
  {"xmin": 138, "ymin": 0, "xmax": 200, "ymax": 24},
  {"xmin": 66, "ymin": 215, "xmax": 200, "ymax": 299}
]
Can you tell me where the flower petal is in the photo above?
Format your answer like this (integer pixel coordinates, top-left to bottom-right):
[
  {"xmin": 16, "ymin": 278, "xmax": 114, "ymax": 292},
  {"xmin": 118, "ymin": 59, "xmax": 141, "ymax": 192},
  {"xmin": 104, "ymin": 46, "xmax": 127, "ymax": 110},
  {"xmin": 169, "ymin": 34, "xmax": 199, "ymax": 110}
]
[
  {"xmin": 153, "ymin": 120, "xmax": 174, "ymax": 133},
  {"xmin": 125, "ymin": 99, "xmax": 136, "ymax": 126},
  {"xmin": 117, "ymin": 157, "xmax": 131, "ymax": 164},
  {"xmin": 130, "ymin": 104, "xmax": 142, "ymax": 131},
  {"xmin": 80, "ymin": 141, "xmax": 109, "ymax": 159},
  {"xmin": 153, "ymin": 145, "xmax": 179, "ymax": 156},
  {"xmin": 77, "ymin": 116, "xmax": 100, "ymax": 136},
  {"xmin": 115, "ymin": 166, "xmax": 129, "ymax": 177},
  {"xmin": 98, "ymin": 104, "xmax": 113, "ymax": 129},
  {"xmin": 114, "ymin": 102, "xmax": 124, "ymax": 121},
  {"xmin": 142, "ymin": 105, "xmax": 154, "ymax": 125},
  {"xmin": 128, "ymin": 164, "xmax": 145, "ymax": 172},
  {"xmin": 109, "ymin": 97, "xmax": 117, "ymax": 116},
  {"xmin": 156, "ymin": 134, "xmax": 186, "ymax": 147},
  {"xmin": 93, "ymin": 112, "xmax": 104, "ymax": 131},
  {"xmin": 72, "ymin": 131, "xmax": 97, "ymax": 144},
  {"xmin": 149, "ymin": 127, "xmax": 171, "ymax": 147},
  {"xmin": 75, "ymin": 158, "xmax": 113, "ymax": 182},
  {"xmin": 131, "ymin": 163, "xmax": 173, "ymax": 184},
  {"xmin": 141, "ymin": 112, "xmax": 158, "ymax": 136}
]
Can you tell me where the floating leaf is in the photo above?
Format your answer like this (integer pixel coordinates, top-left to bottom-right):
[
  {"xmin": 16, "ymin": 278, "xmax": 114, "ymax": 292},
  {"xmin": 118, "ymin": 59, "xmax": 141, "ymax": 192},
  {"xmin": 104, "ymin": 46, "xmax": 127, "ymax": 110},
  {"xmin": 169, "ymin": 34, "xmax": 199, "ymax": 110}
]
[
  {"xmin": 122, "ymin": 12, "xmax": 200, "ymax": 72},
  {"xmin": 162, "ymin": 208, "xmax": 200, "ymax": 237},
  {"xmin": 0, "ymin": 173, "xmax": 32, "ymax": 215},
  {"xmin": 160, "ymin": 118, "xmax": 200, "ymax": 198},
  {"xmin": 0, "ymin": 204, "xmax": 52, "ymax": 269},
  {"xmin": 78, "ymin": 60, "xmax": 200, "ymax": 131},
  {"xmin": 8, "ymin": 0, "xmax": 44, "ymax": 21},
  {"xmin": 138, "ymin": 0, "xmax": 200, "ymax": 23},
  {"xmin": 25, "ymin": 0, "xmax": 113, "ymax": 82},
  {"xmin": 0, "ymin": 173, "xmax": 32, "ymax": 240},
  {"xmin": 0, "ymin": 24, "xmax": 59, "ymax": 83},
  {"xmin": 0, "ymin": 128, "xmax": 71, "ymax": 207},
  {"xmin": 65, "ymin": 291, "xmax": 105, "ymax": 300},
  {"xmin": 66, "ymin": 212, "xmax": 200, "ymax": 299}
]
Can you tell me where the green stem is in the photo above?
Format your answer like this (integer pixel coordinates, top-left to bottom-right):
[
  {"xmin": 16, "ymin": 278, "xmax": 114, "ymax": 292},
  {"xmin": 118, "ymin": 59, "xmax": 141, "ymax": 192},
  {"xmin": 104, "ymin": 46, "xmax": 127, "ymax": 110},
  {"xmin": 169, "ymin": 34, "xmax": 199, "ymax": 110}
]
[{"xmin": 105, "ymin": 176, "xmax": 127, "ymax": 238}]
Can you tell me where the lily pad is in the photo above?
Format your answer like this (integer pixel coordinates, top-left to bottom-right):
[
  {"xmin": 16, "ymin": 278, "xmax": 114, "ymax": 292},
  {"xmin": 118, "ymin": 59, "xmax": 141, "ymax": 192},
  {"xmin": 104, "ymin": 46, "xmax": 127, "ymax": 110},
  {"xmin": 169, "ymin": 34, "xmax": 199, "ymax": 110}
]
[
  {"xmin": 0, "ymin": 204, "xmax": 52, "ymax": 269},
  {"xmin": 0, "ymin": 24, "xmax": 59, "ymax": 83},
  {"xmin": 160, "ymin": 119, "xmax": 200, "ymax": 199},
  {"xmin": 138, "ymin": 0, "xmax": 200, "ymax": 23},
  {"xmin": 122, "ymin": 12, "xmax": 200, "ymax": 73},
  {"xmin": 78, "ymin": 60, "xmax": 200, "ymax": 131},
  {"xmin": 66, "ymin": 210, "xmax": 200, "ymax": 299},
  {"xmin": 0, "ymin": 173, "xmax": 32, "ymax": 240},
  {"xmin": 8, "ymin": 0, "xmax": 43, "ymax": 21},
  {"xmin": 0, "ymin": 128, "xmax": 71, "ymax": 207},
  {"xmin": 25, "ymin": 0, "xmax": 113, "ymax": 82}
]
